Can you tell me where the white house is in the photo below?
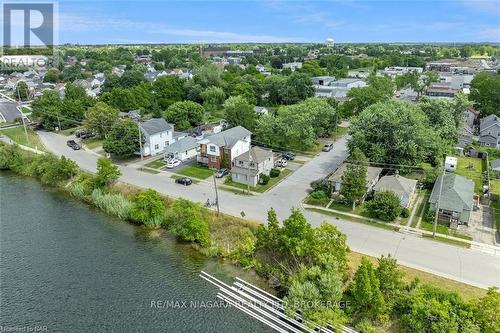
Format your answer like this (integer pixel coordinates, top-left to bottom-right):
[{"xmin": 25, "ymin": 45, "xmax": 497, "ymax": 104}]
[
  {"xmin": 231, "ymin": 147, "xmax": 274, "ymax": 187},
  {"xmin": 197, "ymin": 126, "xmax": 251, "ymax": 169},
  {"xmin": 164, "ymin": 136, "xmax": 199, "ymax": 162},
  {"xmin": 139, "ymin": 118, "xmax": 174, "ymax": 156}
]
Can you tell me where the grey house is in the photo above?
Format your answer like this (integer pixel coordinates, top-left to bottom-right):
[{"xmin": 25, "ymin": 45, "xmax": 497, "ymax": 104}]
[
  {"xmin": 328, "ymin": 163, "xmax": 383, "ymax": 195},
  {"xmin": 479, "ymin": 115, "xmax": 500, "ymax": 148},
  {"xmin": 231, "ymin": 147, "xmax": 274, "ymax": 187},
  {"xmin": 373, "ymin": 174, "xmax": 418, "ymax": 208},
  {"xmin": 491, "ymin": 159, "xmax": 500, "ymax": 179},
  {"xmin": 428, "ymin": 174, "xmax": 474, "ymax": 227}
]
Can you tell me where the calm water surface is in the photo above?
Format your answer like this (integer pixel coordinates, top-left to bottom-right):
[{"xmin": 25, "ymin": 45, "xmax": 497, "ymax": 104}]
[{"xmin": 0, "ymin": 173, "xmax": 271, "ymax": 333}]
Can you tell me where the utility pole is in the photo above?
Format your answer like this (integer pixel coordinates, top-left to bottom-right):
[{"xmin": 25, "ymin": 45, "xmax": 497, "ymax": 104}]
[
  {"xmin": 433, "ymin": 162, "xmax": 446, "ymax": 238},
  {"xmin": 213, "ymin": 173, "xmax": 220, "ymax": 216},
  {"xmin": 56, "ymin": 113, "xmax": 61, "ymax": 131},
  {"xmin": 246, "ymin": 150, "xmax": 253, "ymax": 195},
  {"xmin": 137, "ymin": 121, "xmax": 143, "ymax": 161},
  {"xmin": 17, "ymin": 84, "xmax": 30, "ymax": 146}
]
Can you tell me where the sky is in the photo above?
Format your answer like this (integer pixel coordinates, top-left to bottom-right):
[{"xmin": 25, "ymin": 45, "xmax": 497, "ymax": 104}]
[{"xmin": 15, "ymin": 0, "xmax": 500, "ymax": 44}]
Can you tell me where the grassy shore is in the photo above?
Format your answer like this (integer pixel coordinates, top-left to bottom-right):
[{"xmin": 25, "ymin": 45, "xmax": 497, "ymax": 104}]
[{"xmin": 0, "ymin": 127, "xmax": 46, "ymax": 151}]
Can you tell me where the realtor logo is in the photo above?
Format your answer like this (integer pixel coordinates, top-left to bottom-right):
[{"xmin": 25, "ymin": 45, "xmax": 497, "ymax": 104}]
[{"xmin": 2, "ymin": 2, "xmax": 55, "ymax": 49}]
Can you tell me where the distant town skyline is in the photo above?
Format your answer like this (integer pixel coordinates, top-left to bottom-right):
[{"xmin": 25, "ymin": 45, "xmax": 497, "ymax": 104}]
[{"xmin": 52, "ymin": 0, "xmax": 500, "ymax": 44}]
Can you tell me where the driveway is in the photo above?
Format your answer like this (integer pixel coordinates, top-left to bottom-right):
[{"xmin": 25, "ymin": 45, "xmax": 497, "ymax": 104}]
[{"xmin": 37, "ymin": 131, "xmax": 500, "ymax": 289}]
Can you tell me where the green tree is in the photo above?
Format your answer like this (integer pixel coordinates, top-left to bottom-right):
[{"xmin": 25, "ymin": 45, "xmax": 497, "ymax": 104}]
[
  {"xmin": 152, "ymin": 75, "xmax": 186, "ymax": 109},
  {"xmin": 349, "ymin": 257, "xmax": 386, "ymax": 321},
  {"xmin": 44, "ymin": 68, "xmax": 60, "ymax": 83},
  {"xmin": 223, "ymin": 96, "xmax": 256, "ymax": 131},
  {"xmin": 15, "ymin": 81, "xmax": 29, "ymax": 100},
  {"xmin": 282, "ymin": 72, "xmax": 315, "ymax": 105},
  {"xmin": 469, "ymin": 72, "xmax": 500, "ymax": 116},
  {"xmin": 94, "ymin": 157, "xmax": 121, "ymax": 188},
  {"xmin": 342, "ymin": 75, "xmax": 394, "ymax": 116},
  {"xmin": 163, "ymin": 101, "xmax": 204, "ymax": 130},
  {"xmin": 376, "ymin": 255, "xmax": 405, "ymax": 311},
  {"xmin": 84, "ymin": 102, "xmax": 119, "ymax": 138},
  {"xmin": 200, "ymin": 86, "xmax": 226, "ymax": 112},
  {"xmin": 119, "ymin": 69, "xmax": 146, "ymax": 87},
  {"xmin": 167, "ymin": 199, "xmax": 210, "ymax": 246},
  {"xmin": 30, "ymin": 154, "xmax": 78, "ymax": 186},
  {"xmin": 340, "ymin": 148, "xmax": 368, "ymax": 208},
  {"xmin": 365, "ymin": 191, "xmax": 402, "ymax": 222},
  {"xmin": 473, "ymin": 287, "xmax": 500, "ymax": 333},
  {"xmin": 130, "ymin": 189, "xmax": 165, "ymax": 227},
  {"xmin": 103, "ymin": 118, "xmax": 141, "ymax": 158}
]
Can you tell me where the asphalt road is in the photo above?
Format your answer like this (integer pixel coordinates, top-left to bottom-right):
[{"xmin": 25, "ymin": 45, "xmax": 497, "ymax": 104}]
[
  {"xmin": 37, "ymin": 131, "xmax": 500, "ymax": 289},
  {"xmin": 0, "ymin": 100, "xmax": 22, "ymax": 122}
]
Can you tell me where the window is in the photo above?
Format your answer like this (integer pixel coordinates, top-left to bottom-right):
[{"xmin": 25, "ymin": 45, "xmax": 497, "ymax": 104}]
[
  {"xmin": 210, "ymin": 156, "xmax": 216, "ymax": 162},
  {"xmin": 154, "ymin": 144, "xmax": 159, "ymax": 150},
  {"xmin": 238, "ymin": 160, "xmax": 244, "ymax": 166},
  {"xmin": 209, "ymin": 146, "xmax": 216, "ymax": 153},
  {"xmin": 165, "ymin": 141, "xmax": 169, "ymax": 146}
]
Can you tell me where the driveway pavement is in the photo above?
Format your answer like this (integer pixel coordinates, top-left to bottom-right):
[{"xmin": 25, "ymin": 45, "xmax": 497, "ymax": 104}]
[{"xmin": 37, "ymin": 131, "xmax": 500, "ymax": 289}]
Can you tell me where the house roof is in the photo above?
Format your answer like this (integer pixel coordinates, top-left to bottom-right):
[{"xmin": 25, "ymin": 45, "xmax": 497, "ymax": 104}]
[
  {"xmin": 140, "ymin": 118, "xmax": 173, "ymax": 136},
  {"xmin": 429, "ymin": 174, "xmax": 474, "ymax": 213},
  {"xmin": 164, "ymin": 136, "xmax": 198, "ymax": 154},
  {"xmin": 328, "ymin": 163, "xmax": 383, "ymax": 183},
  {"xmin": 491, "ymin": 159, "xmax": 500, "ymax": 171},
  {"xmin": 199, "ymin": 125, "xmax": 251, "ymax": 149},
  {"xmin": 373, "ymin": 175, "xmax": 417, "ymax": 198},
  {"xmin": 254, "ymin": 106, "xmax": 268, "ymax": 113},
  {"xmin": 480, "ymin": 114, "xmax": 500, "ymax": 134},
  {"xmin": 233, "ymin": 146, "xmax": 273, "ymax": 164}
]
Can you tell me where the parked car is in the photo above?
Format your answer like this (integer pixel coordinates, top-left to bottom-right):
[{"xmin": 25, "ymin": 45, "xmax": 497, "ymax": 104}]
[
  {"xmin": 166, "ymin": 159, "xmax": 181, "ymax": 169},
  {"xmin": 276, "ymin": 159, "xmax": 288, "ymax": 168},
  {"xmin": 66, "ymin": 140, "xmax": 81, "ymax": 150},
  {"xmin": 175, "ymin": 177, "xmax": 192, "ymax": 186},
  {"xmin": 75, "ymin": 129, "xmax": 94, "ymax": 139},
  {"xmin": 282, "ymin": 152, "xmax": 296, "ymax": 160},
  {"xmin": 215, "ymin": 168, "xmax": 229, "ymax": 178},
  {"xmin": 322, "ymin": 143, "xmax": 334, "ymax": 152}
]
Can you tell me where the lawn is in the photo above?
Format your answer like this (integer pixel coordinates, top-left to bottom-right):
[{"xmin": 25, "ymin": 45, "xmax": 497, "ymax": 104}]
[
  {"xmin": 304, "ymin": 194, "xmax": 331, "ymax": 207},
  {"xmin": 489, "ymin": 178, "xmax": 500, "ymax": 196},
  {"xmin": 411, "ymin": 190, "xmax": 430, "ymax": 228},
  {"xmin": 419, "ymin": 220, "xmax": 473, "ymax": 240},
  {"xmin": 82, "ymin": 137, "xmax": 104, "ymax": 149},
  {"xmin": 422, "ymin": 234, "xmax": 471, "ymax": 248},
  {"xmin": 138, "ymin": 167, "xmax": 160, "ymax": 174},
  {"xmin": 145, "ymin": 158, "xmax": 165, "ymax": 169},
  {"xmin": 0, "ymin": 126, "xmax": 45, "ymax": 151},
  {"xmin": 177, "ymin": 164, "xmax": 214, "ymax": 180},
  {"xmin": 224, "ymin": 169, "xmax": 292, "ymax": 193},
  {"xmin": 455, "ymin": 156, "xmax": 483, "ymax": 193},
  {"xmin": 489, "ymin": 200, "xmax": 500, "ymax": 233},
  {"xmin": 347, "ymin": 252, "xmax": 485, "ymax": 301},
  {"xmin": 60, "ymin": 126, "xmax": 81, "ymax": 136}
]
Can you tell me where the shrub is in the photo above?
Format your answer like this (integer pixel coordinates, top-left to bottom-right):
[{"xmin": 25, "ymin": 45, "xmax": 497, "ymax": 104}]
[
  {"xmin": 260, "ymin": 174, "xmax": 270, "ymax": 185},
  {"xmin": 29, "ymin": 153, "xmax": 78, "ymax": 186},
  {"xmin": 400, "ymin": 207, "xmax": 410, "ymax": 218},
  {"xmin": 424, "ymin": 209, "xmax": 435, "ymax": 223},
  {"xmin": 130, "ymin": 189, "xmax": 165, "ymax": 227},
  {"xmin": 310, "ymin": 177, "xmax": 331, "ymax": 194},
  {"xmin": 90, "ymin": 188, "xmax": 131, "ymax": 220},
  {"xmin": 167, "ymin": 199, "xmax": 210, "ymax": 246},
  {"xmin": 0, "ymin": 143, "xmax": 26, "ymax": 172},
  {"xmin": 365, "ymin": 191, "xmax": 401, "ymax": 222},
  {"xmin": 270, "ymin": 168, "xmax": 281, "ymax": 178},
  {"xmin": 310, "ymin": 190, "xmax": 328, "ymax": 199}
]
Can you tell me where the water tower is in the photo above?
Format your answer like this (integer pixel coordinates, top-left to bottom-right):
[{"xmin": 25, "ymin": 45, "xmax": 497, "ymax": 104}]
[{"xmin": 325, "ymin": 38, "xmax": 334, "ymax": 47}]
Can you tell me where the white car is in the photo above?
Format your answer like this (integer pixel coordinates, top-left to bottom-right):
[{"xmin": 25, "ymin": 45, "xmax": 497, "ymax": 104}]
[
  {"xmin": 166, "ymin": 159, "xmax": 181, "ymax": 169},
  {"xmin": 276, "ymin": 159, "xmax": 288, "ymax": 168}
]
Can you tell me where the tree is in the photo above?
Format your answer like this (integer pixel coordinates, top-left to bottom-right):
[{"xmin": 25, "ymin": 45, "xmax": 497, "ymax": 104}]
[
  {"xmin": 30, "ymin": 154, "xmax": 78, "ymax": 186},
  {"xmin": 84, "ymin": 102, "xmax": 119, "ymax": 138},
  {"xmin": 473, "ymin": 287, "xmax": 500, "ymax": 333},
  {"xmin": 200, "ymin": 86, "xmax": 225, "ymax": 112},
  {"xmin": 44, "ymin": 68, "xmax": 60, "ymax": 83},
  {"xmin": 281, "ymin": 72, "xmax": 315, "ymax": 105},
  {"xmin": 223, "ymin": 96, "xmax": 256, "ymax": 131},
  {"xmin": 365, "ymin": 191, "xmax": 402, "ymax": 222},
  {"xmin": 163, "ymin": 101, "xmax": 204, "ymax": 130},
  {"xmin": 167, "ymin": 199, "xmax": 210, "ymax": 246},
  {"xmin": 130, "ymin": 189, "xmax": 165, "ymax": 227},
  {"xmin": 376, "ymin": 255, "xmax": 405, "ymax": 311},
  {"xmin": 340, "ymin": 148, "xmax": 368, "ymax": 208},
  {"xmin": 270, "ymin": 56, "xmax": 283, "ymax": 69},
  {"xmin": 119, "ymin": 69, "xmax": 146, "ymax": 87},
  {"xmin": 347, "ymin": 101, "xmax": 438, "ymax": 166},
  {"xmin": 193, "ymin": 64, "xmax": 222, "ymax": 88},
  {"xmin": 94, "ymin": 157, "xmax": 121, "ymax": 188},
  {"xmin": 418, "ymin": 71, "xmax": 439, "ymax": 97},
  {"xmin": 103, "ymin": 118, "xmax": 141, "ymax": 158},
  {"xmin": 469, "ymin": 72, "xmax": 500, "ymax": 116},
  {"xmin": 349, "ymin": 257, "xmax": 386, "ymax": 321},
  {"xmin": 418, "ymin": 98, "xmax": 460, "ymax": 144},
  {"xmin": 342, "ymin": 75, "xmax": 395, "ymax": 116},
  {"xmin": 152, "ymin": 75, "xmax": 186, "ymax": 110},
  {"xmin": 15, "ymin": 81, "xmax": 29, "ymax": 100}
]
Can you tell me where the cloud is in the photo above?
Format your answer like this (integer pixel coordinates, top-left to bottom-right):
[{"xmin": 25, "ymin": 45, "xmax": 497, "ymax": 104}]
[
  {"xmin": 478, "ymin": 27, "xmax": 500, "ymax": 41},
  {"xmin": 58, "ymin": 12, "xmax": 304, "ymax": 43},
  {"xmin": 461, "ymin": 0, "xmax": 500, "ymax": 15}
]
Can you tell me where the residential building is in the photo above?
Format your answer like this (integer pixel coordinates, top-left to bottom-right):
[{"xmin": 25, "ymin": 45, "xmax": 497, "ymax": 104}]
[
  {"xmin": 311, "ymin": 76, "xmax": 335, "ymax": 86},
  {"xmin": 425, "ymin": 82, "xmax": 459, "ymax": 98},
  {"xmin": 328, "ymin": 163, "xmax": 383, "ymax": 194},
  {"xmin": 254, "ymin": 106, "xmax": 269, "ymax": 116},
  {"xmin": 197, "ymin": 126, "xmax": 251, "ymax": 169},
  {"xmin": 282, "ymin": 62, "xmax": 303, "ymax": 71},
  {"xmin": 428, "ymin": 174, "xmax": 474, "ymax": 227},
  {"xmin": 479, "ymin": 114, "xmax": 500, "ymax": 148},
  {"xmin": 231, "ymin": 147, "xmax": 274, "ymax": 187},
  {"xmin": 139, "ymin": 118, "xmax": 174, "ymax": 157},
  {"xmin": 164, "ymin": 136, "xmax": 199, "ymax": 162},
  {"xmin": 458, "ymin": 108, "xmax": 478, "ymax": 148},
  {"xmin": 491, "ymin": 159, "xmax": 500, "ymax": 179},
  {"xmin": 373, "ymin": 174, "xmax": 418, "ymax": 208}
]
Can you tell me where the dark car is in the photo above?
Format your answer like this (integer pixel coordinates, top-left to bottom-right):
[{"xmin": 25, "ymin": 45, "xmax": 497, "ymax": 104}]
[
  {"xmin": 215, "ymin": 168, "xmax": 229, "ymax": 178},
  {"xmin": 282, "ymin": 151, "xmax": 296, "ymax": 160},
  {"xmin": 66, "ymin": 140, "xmax": 81, "ymax": 150},
  {"xmin": 75, "ymin": 129, "xmax": 94, "ymax": 139},
  {"xmin": 175, "ymin": 177, "xmax": 192, "ymax": 186},
  {"xmin": 322, "ymin": 143, "xmax": 334, "ymax": 152}
]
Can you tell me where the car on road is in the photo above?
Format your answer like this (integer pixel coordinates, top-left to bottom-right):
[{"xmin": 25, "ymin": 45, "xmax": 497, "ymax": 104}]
[
  {"xmin": 276, "ymin": 159, "xmax": 288, "ymax": 168},
  {"xmin": 322, "ymin": 143, "xmax": 334, "ymax": 152},
  {"xmin": 66, "ymin": 140, "xmax": 81, "ymax": 150},
  {"xmin": 215, "ymin": 168, "xmax": 229, "ymax": 178},
  {"xmin": 166, "ymin": 159, "xmax": 181, "ymax": 169},
  {"xmin": 282, "ymin": 152, "xmax": 296, "ymax": 160},
  {"xmin": 175, "ymin": 177, "xmax": 192, "ymax": 186}
]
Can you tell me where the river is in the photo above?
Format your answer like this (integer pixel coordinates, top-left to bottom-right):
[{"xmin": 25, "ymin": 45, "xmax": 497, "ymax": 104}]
[{"xmin": 0, "ymin": 173, "xmax": 272, "ymax": 333}]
